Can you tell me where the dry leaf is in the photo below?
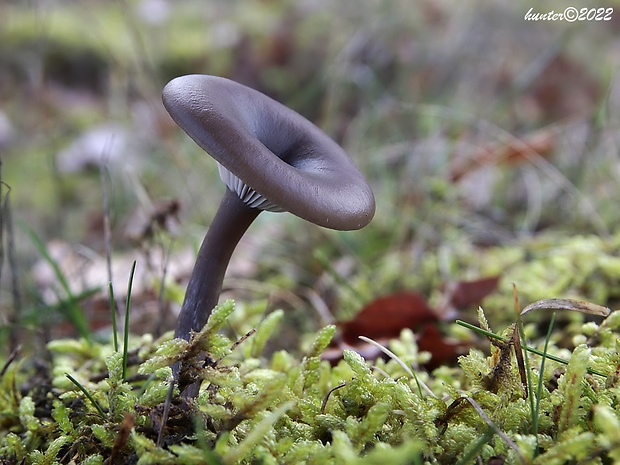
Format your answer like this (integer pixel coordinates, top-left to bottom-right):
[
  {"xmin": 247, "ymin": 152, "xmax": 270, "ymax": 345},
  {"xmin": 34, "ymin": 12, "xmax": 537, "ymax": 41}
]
[
  {"xmin": 333, "ymin": 291, "xmax": 467, "ymax": 368},
  {"xmin": 450, "ymin": 128, "xmax": 557, "ymax": 182},
  {"xmin": 340, "ymin": 291, "xmax": 438, "ymax": 343},
  {"xmin": 441, "ymin": 275, "xmax": 500, "ymax": 311},
  {"xmin": 521, "ymin": 298, "xmax": 611, "ymax": 317}
]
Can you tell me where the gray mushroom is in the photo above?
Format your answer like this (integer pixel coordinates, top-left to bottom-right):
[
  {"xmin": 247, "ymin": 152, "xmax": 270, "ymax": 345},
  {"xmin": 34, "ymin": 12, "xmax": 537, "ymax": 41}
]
[
  {"xmin": 162, "ymin": 74, "xmax": 375, "ymax": 344},
  {"xmin": 158, "ymin": 74, "xmax": 374, "ymax": 444}
]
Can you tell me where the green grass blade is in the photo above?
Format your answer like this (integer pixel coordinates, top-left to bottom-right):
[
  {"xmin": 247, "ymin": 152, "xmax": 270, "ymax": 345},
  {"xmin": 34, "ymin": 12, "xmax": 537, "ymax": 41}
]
[
  {"xmin": 122, "ymin": 261, "xmax": 137, "ymax": 381},
  {"xmin": 65, "ymin": 373, "xmax": 106, "ymax": 419},
  {"xmin": 514, "ymin": 301, "xmax": 536, "ymax": 435},
  {"xmin": 455, "ymin": 320, "xmax": 606, "ymax": 378},
  {"xmin": 533, "ymin": 312, "xmax": 556, "ymax": 444}
]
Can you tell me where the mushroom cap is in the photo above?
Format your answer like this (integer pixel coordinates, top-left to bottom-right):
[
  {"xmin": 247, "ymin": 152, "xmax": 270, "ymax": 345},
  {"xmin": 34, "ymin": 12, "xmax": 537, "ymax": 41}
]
[{"xmin": 162, "ymin": 74, "xmax": 375, "ymax": 230}]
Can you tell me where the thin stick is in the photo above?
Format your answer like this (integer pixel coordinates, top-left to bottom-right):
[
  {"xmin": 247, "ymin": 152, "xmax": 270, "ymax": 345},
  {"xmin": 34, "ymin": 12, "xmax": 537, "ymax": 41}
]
[
  {"xmin": 1, "ymin": 154, "xmax": 21, "ymax": 352},
  {"xmin": 6, "ymin": 197, "xmax": 22, "ymax": 349},
  {"xmin": 3, "ymin": 181, "xmax": 22, "ymax": 352},
  {"xmin": 0, "ymin": 345, "xmax": 20, "ymax": 378},
  {"xmin": 321, "ymin": 383, "xmax": 346, "ymax": 414},
  {"xmin": 0, "ymin": 159, "xmax": 4, "ymax": 290},
  {"xmin": 158, "ymin": 375, "xmax": 175, "ymax": 447},
  {"xmin": 155, "ymin": 237, "xmax": 174, "ymax": 338}
]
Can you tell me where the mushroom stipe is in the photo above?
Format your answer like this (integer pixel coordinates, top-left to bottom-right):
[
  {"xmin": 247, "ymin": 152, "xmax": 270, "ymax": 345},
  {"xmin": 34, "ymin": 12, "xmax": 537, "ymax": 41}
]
[{"xmin": 158, "ymin": 74, "xmax": 375, "ymax": 444}]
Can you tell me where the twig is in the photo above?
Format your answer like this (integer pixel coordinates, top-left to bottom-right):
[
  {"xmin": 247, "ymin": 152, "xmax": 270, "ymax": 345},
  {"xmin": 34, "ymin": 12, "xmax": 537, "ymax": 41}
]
[
  {"xmin": 0, "ymin": 345, "xmax": 21, "ymax": 378},
  {"xmin": 0, "ymin": 159, "xmax": 20, "ymax": 352},
  {"xmin": 0, "ymin": 158, "xmax": 4, "ymax": 290},
  {"xmin": 0, "ymin": 165, "xmax": 22, "ymax": 353},
  {"xmin": 5, "ymin": 196, "xmax": 21, "ymax": 352},
  {"xmin": 158, "ymin": 372, "xmax": 175, "ymax": 447},
  {"xmin": 156, "ymin": 237, "xmax": 174, "ymax": 338},
  {"xmin": 321, "ymin": 382, "xmax": 346, "ymax": 414}
]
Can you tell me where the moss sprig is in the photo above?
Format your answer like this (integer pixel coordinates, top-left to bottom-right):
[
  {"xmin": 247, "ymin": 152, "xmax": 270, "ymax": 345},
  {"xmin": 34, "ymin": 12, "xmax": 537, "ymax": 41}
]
[{"xmin": 3, "ymin": 301, "xmax": 620, "ymax": 463}]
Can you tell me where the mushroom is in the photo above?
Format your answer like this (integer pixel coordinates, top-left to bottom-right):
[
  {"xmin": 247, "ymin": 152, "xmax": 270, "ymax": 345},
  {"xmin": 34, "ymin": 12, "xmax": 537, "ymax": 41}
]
[
  {"xmin": 163, "ymin": 74, "xmax": 375, "ymax": 344},
  {"xmin": 158, "ymin": 74, "xmax": 374, "ymax": 442},
  {"xmin": 158, "ymin": 75, "xmax": 374, "ymax": 434}
]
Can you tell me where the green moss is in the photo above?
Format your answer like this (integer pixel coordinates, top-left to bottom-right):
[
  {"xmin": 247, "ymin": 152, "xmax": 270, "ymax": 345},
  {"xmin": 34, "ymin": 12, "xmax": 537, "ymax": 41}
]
[{"xmin": 2, "ymin": 300, "xmax": 620, "ymax": 463}]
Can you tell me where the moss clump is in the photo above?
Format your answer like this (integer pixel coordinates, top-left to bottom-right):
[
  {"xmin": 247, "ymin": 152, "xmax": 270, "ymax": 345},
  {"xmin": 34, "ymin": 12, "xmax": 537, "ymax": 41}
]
[{"xmin": 1, "ymin": 300, "xmax": 620, "ymax": 463}]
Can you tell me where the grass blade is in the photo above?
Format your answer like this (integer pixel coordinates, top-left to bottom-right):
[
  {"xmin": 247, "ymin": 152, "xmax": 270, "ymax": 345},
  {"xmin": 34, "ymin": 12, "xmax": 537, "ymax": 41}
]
[
  {"xmin": 65, "ymin": 373, "xmax": 106, "ymax": 419},
  {"xmin": 513, "ymin": 285, "xmax": 536, "ymax": 434},
  {"xmin": 533, "ymin": 312, "xmax": 556, "ymax": 443},
  {"xmin": 123, "ymin": 261, "xmax": 137, "ymax": 381},
  {"xmin": 455, "ymin": 319, "xmax": 606, "ymax": 378}
]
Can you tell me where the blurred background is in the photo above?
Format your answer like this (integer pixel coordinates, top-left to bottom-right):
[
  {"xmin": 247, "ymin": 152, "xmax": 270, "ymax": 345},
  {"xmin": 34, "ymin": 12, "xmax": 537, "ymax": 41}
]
[{"xmin": 1, "ymin": 0, "xmax": 620, "ymax": 353}]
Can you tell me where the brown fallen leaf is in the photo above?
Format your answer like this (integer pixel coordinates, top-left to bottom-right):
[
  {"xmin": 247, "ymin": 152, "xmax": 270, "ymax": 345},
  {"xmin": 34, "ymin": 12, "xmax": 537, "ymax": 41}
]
[
  {"xmin": 340, "ymin": 291, "xmax": 438, "ymax": 344},
  {"xmin": 440, "ymin": 275, "xmax": 500, "ymax": 313},
  {"xmin": 521, "ymin": 298, "xmax": 611, "ymax": 318},
  {"xmin": 331, "ymin": 291, "xmax": 468, "ymax": 368},
  {"xmin": 450, "ymin": 128, "xmax": 557, "ymax": 182}
]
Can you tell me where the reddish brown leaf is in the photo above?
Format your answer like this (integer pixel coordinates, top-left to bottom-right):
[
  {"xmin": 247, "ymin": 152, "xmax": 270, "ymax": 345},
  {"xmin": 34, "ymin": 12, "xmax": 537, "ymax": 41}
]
[
  {"xmin": 443, "ymin": 275, "xmax": 501, "ymax": 310},
  {"xmin": 450, "ymin": 129, "xmax": 557, "ymax": 182},
  {"xmin": 330, "ymin": 290, "xmax": 470, "ymax": 368},
  {"xmin": 340, "ymin": 291, "xmax": 438, "ymax": 344}
]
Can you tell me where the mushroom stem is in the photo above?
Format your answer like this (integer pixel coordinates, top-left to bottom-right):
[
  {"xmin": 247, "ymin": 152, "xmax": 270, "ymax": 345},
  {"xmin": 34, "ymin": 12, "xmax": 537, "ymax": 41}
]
[
  {"xmin": 159, "ymin": 188, "xmax": 260, "ymax": 446},
  {"xmin": 175, "ymin": 187, "xmax": 260, "ymax": 340}
]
